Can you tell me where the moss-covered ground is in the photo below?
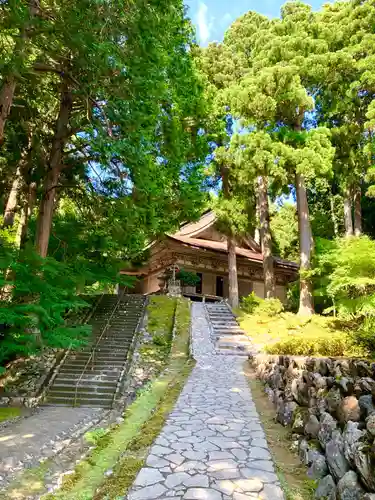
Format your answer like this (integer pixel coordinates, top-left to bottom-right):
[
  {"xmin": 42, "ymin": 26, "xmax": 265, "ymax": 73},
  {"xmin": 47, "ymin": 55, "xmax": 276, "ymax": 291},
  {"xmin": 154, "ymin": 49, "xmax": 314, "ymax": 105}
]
[
  {"xmin": 238, "ymin": 310, "xmax": 365, "ymax": 357},
  {"xmin": 0, "ymin": 407, "xmax": 21, "ymax": 423}
]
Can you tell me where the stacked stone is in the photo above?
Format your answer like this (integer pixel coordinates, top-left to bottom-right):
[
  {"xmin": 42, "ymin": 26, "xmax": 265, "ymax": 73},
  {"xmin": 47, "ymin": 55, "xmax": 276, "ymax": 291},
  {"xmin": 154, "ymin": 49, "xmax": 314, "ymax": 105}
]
[{"xmin": 251, "ymin": 354, "xmax": 375, "ymax": 500}]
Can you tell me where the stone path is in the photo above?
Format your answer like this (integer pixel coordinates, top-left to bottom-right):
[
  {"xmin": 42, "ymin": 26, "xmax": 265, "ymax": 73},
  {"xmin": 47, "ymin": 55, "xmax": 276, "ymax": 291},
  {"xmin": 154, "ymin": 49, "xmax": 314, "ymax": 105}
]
[
  {"xmin": 126, "ymin": 303, "xmax": 284, "ymax": 500},
  {"xmin": 0, "ymin": 406, "xmax": 104, "ymax": 485}
]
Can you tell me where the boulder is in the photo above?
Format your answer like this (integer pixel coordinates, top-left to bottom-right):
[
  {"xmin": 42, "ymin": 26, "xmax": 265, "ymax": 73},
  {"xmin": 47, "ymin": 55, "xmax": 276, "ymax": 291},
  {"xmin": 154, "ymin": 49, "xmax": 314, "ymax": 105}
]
[
  {"xmin": 292, "ymin": 407, "xmax": 308, "ymax": 434},
  {"xmin": 326, "ymin": 387, "xmax": 342, "ymax": 415},
  {"xmin": 337, "ymin": 471, "xmax": 365, "ymax": 500},
  {"xmin": 366, "ymin": 413, "xmax": 375, "ymax": 437},
  {"xmin": 343, "ymin": 421, "xmax": 365, "ymax": 465},
  {"xmin": 355, "ymin": 360, "xmax": 372, "ymax": 378},
  {"xmin": 326, "ymin": 376, "xmax": 335, "ymax": 389},
  {"xmin": 264, "ymin": 386, "xmax": 274, "ymax": 403},
  {"xmin": 305, "ymin": 415, "xmax": 321, "ymax": 439},
  {"xmin": 307, "ymin": 449, "xmax": 329, "ymax": 480},
  {"xmin": 326, "ymin": 430, "xmax": 350, "ymax": 481},
  {"xmin": 336, "ymin": 377, "xmax": 354, "ymax": 396},
  {"xmin": 291, "ymin": 378, "xmax": 309, "ymax": 406},
  {"xmin": 298, "ymin": 438, "xmax": 310, "ymax": 466},
  {"xmin": 313, "ymin": 373, "xmax": 328, "ymax": 390},
  {"xmin": 359, "ymin": 377, "xmax": 375, "ymax": 394},
  {"xmin": 352, "ymin": 440, "xmax": 375, "ymax": 491},
  {"xmin": 318, "ymin": 412, "xmax": 338, "ymax": 449},
  {"xmin": 271, "ymin": 366, "xmax": 285, "ymax": 390},
  {"xmin": 337, "ymin": 396, "xmax": 361, "ymax": 425},
  {"xmin": 315, "ymin": 474, "xmax": 337, "ymax": 500},
  {"xmin": 363, "ymin": 495, "xmax": 375, "ymax": 500},
  {"xmin": 277, "ymin": 400, "xmax": 298, "ymax": 427},
  {"xmin": 359, "ymin": 395, "xmax": 375, "ymax": 418}
]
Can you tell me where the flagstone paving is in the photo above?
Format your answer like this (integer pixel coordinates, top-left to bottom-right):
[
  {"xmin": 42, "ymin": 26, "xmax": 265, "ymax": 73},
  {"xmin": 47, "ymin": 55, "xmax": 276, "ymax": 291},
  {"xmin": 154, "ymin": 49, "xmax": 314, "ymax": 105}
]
[{"xmin": 126, "ymin": 303, "xmax": 285, "ymax": 500}]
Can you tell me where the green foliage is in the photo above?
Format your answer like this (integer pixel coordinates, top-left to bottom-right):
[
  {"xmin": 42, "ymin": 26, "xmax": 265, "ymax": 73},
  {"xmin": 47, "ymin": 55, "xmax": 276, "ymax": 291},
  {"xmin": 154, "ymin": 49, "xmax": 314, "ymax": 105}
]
[
  {"xmin": 241, "ymin": 292, "xmax": 283, "ymax": 317},
  {"xmin": 0, "ymin": 244, "xmax": 120, "ymax": 368},
  {"xmin": 266, "ymin": 331, "xmax": 352, "ymax": 358},
  {"xmin": 270, "ymin": 203, "xmax": 299, "ymax": 261},
  {"xmin": 241, "ymin": 292, "xmax": 262, "ymax": 314},
  {"xmin": 239, "ymin": 309, "xmax": 364, "ymax": 358},
  {"xmin": 314, "ymin": 235, "xmax": 375, "ymax": 355},
  {"xmin": 176, "ymin": 269, "xmax": 201, "ymax": 287}
]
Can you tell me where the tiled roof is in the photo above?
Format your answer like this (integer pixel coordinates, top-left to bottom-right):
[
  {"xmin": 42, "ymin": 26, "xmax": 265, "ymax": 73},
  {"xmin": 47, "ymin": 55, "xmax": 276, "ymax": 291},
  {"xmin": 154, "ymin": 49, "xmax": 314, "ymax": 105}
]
[
  {"xmin": 175, "ymin": 211, "xmax": 216, "ymax": 237},
  {"xmin": 167, "ymin": 235, "xmax": 298, "ymax": 269}
]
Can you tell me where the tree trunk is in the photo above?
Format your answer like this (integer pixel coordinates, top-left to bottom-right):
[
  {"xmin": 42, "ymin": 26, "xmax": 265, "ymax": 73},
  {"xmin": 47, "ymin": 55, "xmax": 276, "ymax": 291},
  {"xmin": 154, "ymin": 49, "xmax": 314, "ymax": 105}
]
[
  {"xmin": 3, "ymin": 164, "xmax": 23, "ymax": 227},
  {"xmin": 254, "ymin": 192, "xmax": 261, "ymax": 245},
  {"xmin": 0, "ymin": 76, "xmax": 16, "ymax": 145},
  {"xmin": 17, "ymin": 182, "xmax": 37, "ymax": 249},
  {"xmin": 296, "ymin": 173, "xmax": 314, "ymax": 316},
  {"xmin": 344, "ymin": 187, "xmax": 354, "ymax": 237},
  {"xmin": 353, "ymin": 186, "xmax": 362, "ymax": 236},
  {"xmin": 35, "ymin": 82, "xmax": 73, "ymax": 257},
  {"xmin": 221, "ymin": 165, "xmax": 239, "ymax": 308},
  {"xmin": 330, "ymin": 194, "xmax": 339, "ymax": 237},
  {"xmin": 257, "ymin": 175, "xmax": 275, "ymax": 299},
  {"xmin": 227, "ymin": 236, "xmax": 239, "ymax": 308}
]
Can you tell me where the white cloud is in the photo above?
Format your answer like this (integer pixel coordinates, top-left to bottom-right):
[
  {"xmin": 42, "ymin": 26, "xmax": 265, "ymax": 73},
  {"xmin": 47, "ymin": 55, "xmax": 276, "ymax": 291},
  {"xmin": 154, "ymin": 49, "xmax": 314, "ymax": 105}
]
[
  {"xmin": 197, "ymin": 2, "xmax": 211, "ymax": 44},
  {"xmin": 221, "ymin": 12, "xmax": 232, "ymax": 27}
]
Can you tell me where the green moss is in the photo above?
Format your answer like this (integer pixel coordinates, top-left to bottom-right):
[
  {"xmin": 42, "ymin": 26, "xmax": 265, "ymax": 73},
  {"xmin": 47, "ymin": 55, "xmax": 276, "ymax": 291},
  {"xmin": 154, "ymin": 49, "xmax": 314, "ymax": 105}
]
[
  {"xmin": 0, "ymin": 460, "xmax": 51, "ymax": 500},
  {"xmin": 239, "ymin": 310, "xmax": 364, "ymax": 357},
  {"xmin": 39, "ymin": 298, "xmax": 192, "ymax": 500},
  {"xmin": 0, "ymin": 406, "xmax": 21, "ymax": 422}
]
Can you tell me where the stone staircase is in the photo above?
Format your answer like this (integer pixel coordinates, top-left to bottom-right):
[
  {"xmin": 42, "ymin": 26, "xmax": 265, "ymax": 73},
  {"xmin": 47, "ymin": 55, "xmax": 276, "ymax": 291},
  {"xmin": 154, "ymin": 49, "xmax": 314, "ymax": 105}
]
[
  {"xmin": 205, "ymin": 302, "xmax": 253, "ymax": 356},
  {"xmin": 46, "ymin": 294, "xmax": 145, "ymax": 408}
]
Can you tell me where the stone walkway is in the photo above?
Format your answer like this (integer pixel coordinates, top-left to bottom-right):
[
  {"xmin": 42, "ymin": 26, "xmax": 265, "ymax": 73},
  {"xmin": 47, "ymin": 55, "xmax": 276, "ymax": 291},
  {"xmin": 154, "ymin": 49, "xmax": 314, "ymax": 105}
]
[
  {"xmin": 126, "ymin": 303, "xmax": 284, "ymax": 500},
  {"xmin": 0, "ymin": 406, "xmax": 104, "ymax": 486}
]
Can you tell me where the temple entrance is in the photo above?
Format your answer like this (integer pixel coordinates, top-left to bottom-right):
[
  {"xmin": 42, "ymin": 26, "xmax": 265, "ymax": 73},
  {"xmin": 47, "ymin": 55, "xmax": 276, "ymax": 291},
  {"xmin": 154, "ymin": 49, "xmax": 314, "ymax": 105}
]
[
  {"xmin": 196, "ymin": 273, "xmax": 203, "ymax": 294},
  {"xmin": 216, "ymin": 276, "xmax": 224, "ymax": 297}
]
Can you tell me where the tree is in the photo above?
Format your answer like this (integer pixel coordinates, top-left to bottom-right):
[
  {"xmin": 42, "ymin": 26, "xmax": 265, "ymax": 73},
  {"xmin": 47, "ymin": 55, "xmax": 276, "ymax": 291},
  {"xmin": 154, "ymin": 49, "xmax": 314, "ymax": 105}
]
[{"xmin": 225, "ymin": 3, "xmax": 340, "ymax": 315}]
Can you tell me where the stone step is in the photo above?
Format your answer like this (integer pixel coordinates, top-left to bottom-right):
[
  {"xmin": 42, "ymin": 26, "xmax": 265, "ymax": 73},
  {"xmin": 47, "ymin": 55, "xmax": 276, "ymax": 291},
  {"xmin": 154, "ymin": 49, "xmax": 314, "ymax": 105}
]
[
  {"xmin": 46, "ymin": 293, "xmax": 145, "ymax": 407},
  {"xmin": 59, "ymin": 370, "xmax": 122, "ymax": 378},
  {"xmin": 60, "ymin": 361, "xmax": 124, "ymax": 370},
  {"xmin": 54, "ymin": 374, "xmax": 119, "ymax": 384},
  {"xmin": 46, "ymin": 396, "xmax": 113, "ymax": 408},
  {"xmin": 50, "ymin": 384, "xmax": 117, "ymax": 395},
  {"xmin": 213, "ymin": 330, "xmax": 244, "ymax": 336}
]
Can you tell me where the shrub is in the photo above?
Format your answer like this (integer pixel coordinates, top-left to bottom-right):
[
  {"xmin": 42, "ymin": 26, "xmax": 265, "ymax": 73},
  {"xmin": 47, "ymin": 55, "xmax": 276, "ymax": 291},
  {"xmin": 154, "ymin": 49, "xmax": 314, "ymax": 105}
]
[
  {"xmin": 238, "ymin": 311, "xmax": 367, "ymax": 358},
  {"xmin": 265, "ymin": 331, "xmax": 352, "ymax": 357},
  {"xmin": 175, "ymin": 269, "xmax": 201, "ymax": 287},
  {"xmin": 241, "ymin": 292, "xmax": 262, "ymax": 314},
  {"xmin": 255, "ymin": 298, "xmax": 284, "ymax": 317},
  {"xmin": 241, "ymin": 292, "xmax": 283, "ymax": 317}
]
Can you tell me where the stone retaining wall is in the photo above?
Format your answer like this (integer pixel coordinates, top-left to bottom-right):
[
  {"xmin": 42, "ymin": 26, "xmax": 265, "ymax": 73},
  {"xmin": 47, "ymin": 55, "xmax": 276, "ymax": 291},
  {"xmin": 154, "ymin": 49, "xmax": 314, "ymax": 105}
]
[{"xmin": 250, "ymin": 354, "xmax": 375, "ymax": 500}]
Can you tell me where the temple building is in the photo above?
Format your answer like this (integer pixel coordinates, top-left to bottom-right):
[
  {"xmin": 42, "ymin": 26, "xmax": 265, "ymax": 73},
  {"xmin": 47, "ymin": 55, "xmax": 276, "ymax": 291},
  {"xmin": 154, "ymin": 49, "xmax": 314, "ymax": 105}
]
[{"xmin": 121, "ymin": 211, "xmax": 298, "ymax": 301}]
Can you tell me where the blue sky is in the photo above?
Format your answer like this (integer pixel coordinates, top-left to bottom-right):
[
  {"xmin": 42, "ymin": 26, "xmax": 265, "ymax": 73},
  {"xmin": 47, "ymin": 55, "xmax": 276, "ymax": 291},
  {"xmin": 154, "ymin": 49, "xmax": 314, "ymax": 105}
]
[{"xmin": 185, "ymin": 0, "xmax": 334, "ymax": 45}]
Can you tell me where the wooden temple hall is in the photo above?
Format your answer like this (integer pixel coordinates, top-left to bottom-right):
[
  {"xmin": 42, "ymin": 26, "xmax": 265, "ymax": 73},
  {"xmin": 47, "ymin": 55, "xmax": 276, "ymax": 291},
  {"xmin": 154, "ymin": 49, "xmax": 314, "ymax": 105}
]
[{"xmin": 121, "ymin": 211, "xmax": 298, "ymax": 302}]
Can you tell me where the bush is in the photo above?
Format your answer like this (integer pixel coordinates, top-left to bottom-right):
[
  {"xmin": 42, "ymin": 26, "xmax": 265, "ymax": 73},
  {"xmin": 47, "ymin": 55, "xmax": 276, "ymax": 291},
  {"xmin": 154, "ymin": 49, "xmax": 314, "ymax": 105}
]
[
  {"xmin": 241, "ymin": 292, "xmax": 283, "ymax": 317},
  {"xmin": 241, "ymin": 292, "xmax": 262, "ymax": 314},
  {"xmin": 255, "ymin": 298, "xmax": 284, "ymax": 317},
  {"xmin": 175, "ymin": 269, "xmax": 201, "ymax": 287},
  {"xmin": 265, "ymin": 331, "xmax": 352, "ymax": 357},
  {"xmin": 238, "ymin": 311, "xmax": 367, "ymax": 358}
]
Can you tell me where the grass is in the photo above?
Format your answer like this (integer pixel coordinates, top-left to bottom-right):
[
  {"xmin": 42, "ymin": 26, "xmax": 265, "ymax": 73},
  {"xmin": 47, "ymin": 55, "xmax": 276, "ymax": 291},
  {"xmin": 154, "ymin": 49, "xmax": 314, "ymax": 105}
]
[
  {"xmin": 138, "ymin": 296, "xmax": 178, "ymax": 374},
  {"xmin": 36, "ymin": 297, "xmax": 192, "ymax": 500},
  {"xmin": 238, "ymin": 310, "xmax": 365, "ymax": 357},
  {"xmin": 0, "ymin": 407, "xmax": 21, "ymax": 423},
  {"xmin": 244, "ymin": 364, "xmax": 315, "ymax": 500}
]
